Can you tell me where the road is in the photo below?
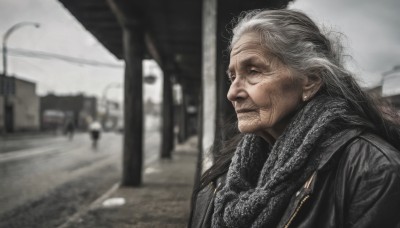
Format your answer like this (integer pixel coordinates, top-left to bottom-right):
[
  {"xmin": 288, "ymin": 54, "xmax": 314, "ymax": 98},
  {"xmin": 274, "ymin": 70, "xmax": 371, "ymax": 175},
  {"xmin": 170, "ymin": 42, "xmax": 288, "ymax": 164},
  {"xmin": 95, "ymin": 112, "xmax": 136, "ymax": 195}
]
[{"xmin": 0, "ymin": 115, "xmax": 160, "ymax": 228}]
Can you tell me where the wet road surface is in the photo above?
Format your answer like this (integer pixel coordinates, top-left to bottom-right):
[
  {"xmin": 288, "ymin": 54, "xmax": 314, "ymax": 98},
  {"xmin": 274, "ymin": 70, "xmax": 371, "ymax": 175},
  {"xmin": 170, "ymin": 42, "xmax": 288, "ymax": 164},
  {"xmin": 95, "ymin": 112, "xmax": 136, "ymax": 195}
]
[{"xmin": 0, "ymin": 116, "xmax": 160, "ymax": 227}]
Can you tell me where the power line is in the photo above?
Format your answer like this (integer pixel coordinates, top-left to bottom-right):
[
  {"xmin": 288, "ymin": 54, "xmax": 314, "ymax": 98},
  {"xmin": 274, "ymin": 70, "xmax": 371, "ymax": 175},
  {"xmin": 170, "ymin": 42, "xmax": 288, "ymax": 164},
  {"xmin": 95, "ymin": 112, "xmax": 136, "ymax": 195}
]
[{"xmin": 7, "ymin": 47, "xmax": 124, "ymax": 69}]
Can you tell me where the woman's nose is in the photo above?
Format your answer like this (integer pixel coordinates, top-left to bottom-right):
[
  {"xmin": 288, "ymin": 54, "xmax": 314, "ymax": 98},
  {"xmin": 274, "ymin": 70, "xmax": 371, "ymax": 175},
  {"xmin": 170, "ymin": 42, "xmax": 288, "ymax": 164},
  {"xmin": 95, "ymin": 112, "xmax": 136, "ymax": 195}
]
[{"xmin": 227, "ymin": 79, "xmax": 246, "ymax": 102}]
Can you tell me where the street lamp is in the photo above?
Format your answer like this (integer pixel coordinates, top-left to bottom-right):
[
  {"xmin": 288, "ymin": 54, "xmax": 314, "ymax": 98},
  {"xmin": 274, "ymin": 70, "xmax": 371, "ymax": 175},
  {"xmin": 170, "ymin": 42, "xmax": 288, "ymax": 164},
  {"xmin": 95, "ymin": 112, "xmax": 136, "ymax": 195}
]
[
  {"xmin": 102, "ymin": 83, "xmax": 122, "ymax": 101},
  {"xmin": 2, "ymin": 22, "xmax": 40, "ymax": 134},
  {"xmin": 2, "ymin": 22, "xmax": 40, "ymax": 76},
  {"xmin": 102, "ymin": 83, "xmax": 122, "ymax": 109},
  {"xmin": 144, "ymin": 62, "xmax": 158, "ymax": 84}
]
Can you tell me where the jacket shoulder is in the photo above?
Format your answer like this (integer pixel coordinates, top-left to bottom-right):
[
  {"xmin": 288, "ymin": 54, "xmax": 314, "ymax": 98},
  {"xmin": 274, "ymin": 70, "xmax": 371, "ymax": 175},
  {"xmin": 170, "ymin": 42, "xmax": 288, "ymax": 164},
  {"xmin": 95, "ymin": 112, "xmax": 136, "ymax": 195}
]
[
  {"xmin": 336, "ymin": 133, "xmax": 400, "ymax": 227},
  {"xmin": 344, "ymin": 133, "xmax": 400, "ymax": 173}
]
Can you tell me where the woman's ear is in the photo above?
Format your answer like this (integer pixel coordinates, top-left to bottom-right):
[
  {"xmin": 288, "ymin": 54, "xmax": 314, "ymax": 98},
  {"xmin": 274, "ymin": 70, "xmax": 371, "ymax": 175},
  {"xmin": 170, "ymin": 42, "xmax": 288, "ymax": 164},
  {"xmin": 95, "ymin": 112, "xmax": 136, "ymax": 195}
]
[{"xmin": 302, "ymin": 74, "xmax": 322, "ymax": 101}]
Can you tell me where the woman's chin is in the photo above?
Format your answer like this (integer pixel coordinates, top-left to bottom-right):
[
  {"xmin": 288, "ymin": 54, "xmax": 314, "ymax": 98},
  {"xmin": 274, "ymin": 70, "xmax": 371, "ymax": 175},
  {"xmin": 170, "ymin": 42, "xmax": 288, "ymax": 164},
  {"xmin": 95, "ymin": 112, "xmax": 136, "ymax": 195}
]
[{"xmin": 237, "ymin": 123, "xmax": 258, "ymax": 134}]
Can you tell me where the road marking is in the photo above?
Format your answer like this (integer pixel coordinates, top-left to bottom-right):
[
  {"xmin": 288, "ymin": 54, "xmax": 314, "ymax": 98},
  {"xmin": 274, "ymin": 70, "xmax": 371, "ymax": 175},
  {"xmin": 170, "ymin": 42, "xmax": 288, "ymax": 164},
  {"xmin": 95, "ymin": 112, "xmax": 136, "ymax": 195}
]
[
  {"xmin": 57, "ymin": 182, "xmax": 120, "ymax": 228},
  {"xmin": 0, "ymin": 142, "xmax": 84, "ymax": 163},
  {"xmin": 0, "ymin": 147, "xmax": 60, "ymax": 163}
]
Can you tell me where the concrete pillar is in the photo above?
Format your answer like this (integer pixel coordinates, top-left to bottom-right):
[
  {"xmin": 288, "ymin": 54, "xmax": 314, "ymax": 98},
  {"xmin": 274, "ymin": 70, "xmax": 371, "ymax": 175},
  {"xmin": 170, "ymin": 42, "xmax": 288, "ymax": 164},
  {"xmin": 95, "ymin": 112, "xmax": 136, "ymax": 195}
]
[
  {"xmin": 121, "ymin": 25, "xmax": 144, "ymax": 186},
  {"xmin": 214, "ymin": 0, "xmax": 237, "ymax": 147},
  {"xmin": 177, "ymin": 85, "xmax": 188, "ymax": 143},
  {"xmin": 201, "ymin": 0, "xmax": 217, "ymax": 173},
  {"xmin": 106, "ymin": 0, "xmax": 146, "ymax": 186},
  {"xmin": 161, "ymin": 71, "xmax": 174, "ymax": 158}
]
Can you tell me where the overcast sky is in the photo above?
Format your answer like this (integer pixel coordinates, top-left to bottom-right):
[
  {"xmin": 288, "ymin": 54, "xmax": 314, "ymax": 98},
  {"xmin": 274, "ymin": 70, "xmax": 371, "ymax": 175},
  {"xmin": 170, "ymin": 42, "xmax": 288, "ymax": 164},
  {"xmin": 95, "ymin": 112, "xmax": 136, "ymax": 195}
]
[
  {"xmin": 0, "ymin": 0, "xmax": 162, "ymax": 103},
  {"xmin": 289, "ymin": 0, "xmax": 400, "ymax": 92},
  {"xmin": 0, "ymin": 0, "xmax": 399, "ymax": 101}
]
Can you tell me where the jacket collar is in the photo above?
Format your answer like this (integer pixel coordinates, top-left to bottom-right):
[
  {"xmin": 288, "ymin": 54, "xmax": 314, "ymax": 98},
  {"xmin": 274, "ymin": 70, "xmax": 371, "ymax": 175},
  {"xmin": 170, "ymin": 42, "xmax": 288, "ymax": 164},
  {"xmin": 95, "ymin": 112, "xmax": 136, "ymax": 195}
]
[{"xmin": 317, "ymin": 128, "xmax": 363, "ymax": 171}]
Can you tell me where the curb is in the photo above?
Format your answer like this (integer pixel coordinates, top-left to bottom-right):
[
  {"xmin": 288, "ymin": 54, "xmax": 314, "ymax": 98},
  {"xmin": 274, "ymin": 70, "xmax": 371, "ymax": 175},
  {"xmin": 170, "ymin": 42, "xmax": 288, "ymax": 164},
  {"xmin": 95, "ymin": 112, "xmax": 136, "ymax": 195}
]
[{"xmin": 57, "ymin": 182, "xmax": 120, "ymax": 228}]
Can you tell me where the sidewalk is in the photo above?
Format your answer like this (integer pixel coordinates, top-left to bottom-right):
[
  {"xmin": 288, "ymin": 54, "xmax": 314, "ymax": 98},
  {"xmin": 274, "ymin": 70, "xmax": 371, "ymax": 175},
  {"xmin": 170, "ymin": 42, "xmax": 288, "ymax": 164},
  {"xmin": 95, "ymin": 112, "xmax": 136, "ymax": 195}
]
[{"xmin": 61, "ymin": 136, "xmax": 198, "ymax": 228}]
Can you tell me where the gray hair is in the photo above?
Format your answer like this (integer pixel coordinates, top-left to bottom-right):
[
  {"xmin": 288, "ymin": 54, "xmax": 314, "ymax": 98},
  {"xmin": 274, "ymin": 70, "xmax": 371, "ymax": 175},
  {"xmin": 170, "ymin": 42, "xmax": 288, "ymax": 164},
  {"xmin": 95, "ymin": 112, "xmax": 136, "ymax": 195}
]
[
  {"xmin": 230, "ymin": 9, "xmax": 359, "ymax": 101},
  {"xmin": 229, "ymin": 9, "xmax": 400, "ymax": 149}
]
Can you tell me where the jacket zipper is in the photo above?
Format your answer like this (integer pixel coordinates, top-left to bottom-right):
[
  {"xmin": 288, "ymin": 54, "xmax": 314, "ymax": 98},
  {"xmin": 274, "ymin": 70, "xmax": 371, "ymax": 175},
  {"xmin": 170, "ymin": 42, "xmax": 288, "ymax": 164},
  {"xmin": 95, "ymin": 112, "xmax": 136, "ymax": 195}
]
[
  {"xmin": 214, "ymin": 182, "xmax": 222, "ymax": 195},
  {"xmin": 283, "ymin": 194, "xmax": 310, "ymax": 228},
  {"xmin": 283, "ymin": 172, "xmax": 316, "ymax": 228}
]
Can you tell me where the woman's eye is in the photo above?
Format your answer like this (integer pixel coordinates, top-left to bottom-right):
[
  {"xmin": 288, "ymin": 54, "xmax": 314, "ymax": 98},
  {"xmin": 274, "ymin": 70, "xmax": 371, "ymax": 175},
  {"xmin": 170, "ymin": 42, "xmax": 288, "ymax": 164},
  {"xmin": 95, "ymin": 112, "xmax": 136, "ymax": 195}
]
[
  {"xmin": 248, "ymin": 69, "xmax": 259, "ymax": 75},
  {"xmin": 227, "ymin": 74, "xmax": 236, "ymax": 82},
  {"xmin": 246, "ymin": 68, "xmax": 264, "ymax": 85}
]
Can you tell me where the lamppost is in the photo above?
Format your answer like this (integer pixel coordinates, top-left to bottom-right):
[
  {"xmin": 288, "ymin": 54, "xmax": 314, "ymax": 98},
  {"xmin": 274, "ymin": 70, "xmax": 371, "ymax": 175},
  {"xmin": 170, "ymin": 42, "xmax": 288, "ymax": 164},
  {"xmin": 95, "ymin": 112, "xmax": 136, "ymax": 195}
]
[
  {"xmin": 2, "ymin": 22, "xmax": 40, "ymax": 134},
  {"xmin": 2, "ymin": 22, "xmax": 40, "ymax": 76},
  {"xmin": 102, "ymin": 83, "xmax": 122, "ymax": 130}
]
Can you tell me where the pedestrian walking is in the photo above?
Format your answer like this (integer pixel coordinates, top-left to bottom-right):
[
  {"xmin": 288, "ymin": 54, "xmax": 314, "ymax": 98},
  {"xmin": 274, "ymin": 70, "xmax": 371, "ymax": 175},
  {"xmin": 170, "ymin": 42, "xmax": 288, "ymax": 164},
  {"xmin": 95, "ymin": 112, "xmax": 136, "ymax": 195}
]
[
  {"xmin": 189, "ymin": 9, "xmax": 400, "ymax": 228},
  {"xmin": 64, "ymin": 119, "xmax": 75, "ymax": 140},
  {"xmin": 89, "ymin": 120, "xmax": 102, "ymax": 149}
]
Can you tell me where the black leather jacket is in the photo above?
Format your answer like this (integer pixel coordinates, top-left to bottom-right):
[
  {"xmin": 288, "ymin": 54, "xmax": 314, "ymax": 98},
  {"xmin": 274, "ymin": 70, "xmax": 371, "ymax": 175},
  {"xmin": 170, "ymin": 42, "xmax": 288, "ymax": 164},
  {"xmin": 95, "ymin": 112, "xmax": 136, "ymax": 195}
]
[{"xmin": 189, "ymin": 129, "xmax": 400, "ymax": 228}]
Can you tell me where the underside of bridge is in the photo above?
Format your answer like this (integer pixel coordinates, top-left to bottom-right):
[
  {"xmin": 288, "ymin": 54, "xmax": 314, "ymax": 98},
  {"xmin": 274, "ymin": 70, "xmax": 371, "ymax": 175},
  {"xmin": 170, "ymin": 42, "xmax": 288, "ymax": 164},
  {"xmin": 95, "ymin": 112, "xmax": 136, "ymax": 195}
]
[{"xmin": 58, "ymin": 0, "xmax": 293, "ymax": 186}]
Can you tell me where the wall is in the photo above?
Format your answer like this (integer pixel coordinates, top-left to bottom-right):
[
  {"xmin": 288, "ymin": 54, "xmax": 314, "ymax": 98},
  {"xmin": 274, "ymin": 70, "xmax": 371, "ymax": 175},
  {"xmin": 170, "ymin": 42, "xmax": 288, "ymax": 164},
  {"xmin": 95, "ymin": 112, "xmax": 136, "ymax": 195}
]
[{"xmin": 13, "ymin": 79, "xmax": 40, "ymax": 131}]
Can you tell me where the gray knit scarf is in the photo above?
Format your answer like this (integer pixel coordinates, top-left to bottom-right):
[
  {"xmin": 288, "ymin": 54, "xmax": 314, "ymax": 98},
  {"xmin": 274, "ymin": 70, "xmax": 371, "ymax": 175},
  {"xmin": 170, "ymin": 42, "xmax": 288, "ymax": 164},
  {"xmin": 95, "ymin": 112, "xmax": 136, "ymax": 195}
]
[{"xmin": 212, "ymin": 95, "xmax": 352, "ymax": 228}]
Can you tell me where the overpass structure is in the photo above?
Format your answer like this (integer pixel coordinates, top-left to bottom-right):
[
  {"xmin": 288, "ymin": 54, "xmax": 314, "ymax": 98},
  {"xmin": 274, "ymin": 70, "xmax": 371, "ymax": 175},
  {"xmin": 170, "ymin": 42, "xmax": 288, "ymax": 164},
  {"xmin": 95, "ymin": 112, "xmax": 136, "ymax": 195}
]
[{"xmin": 57, "ymin": 0, "xmax": 293, "ymax": 186}]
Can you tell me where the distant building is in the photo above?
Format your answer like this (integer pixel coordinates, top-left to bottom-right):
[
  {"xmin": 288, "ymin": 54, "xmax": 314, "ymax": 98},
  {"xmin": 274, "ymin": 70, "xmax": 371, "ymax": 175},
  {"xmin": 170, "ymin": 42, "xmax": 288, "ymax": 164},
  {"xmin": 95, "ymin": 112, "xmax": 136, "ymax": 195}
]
[
  {"xmin": 0, "ymin": 74, "xmax": 40, "ymax": 132},
  {"xmin": 366, "ymin": 82, "xmax": 400, "ymax": 112},
  {"xmin": 40, "ymin": 94, "xmax": 97, "ymax": 131},
  {"xmin": 382, "ymin": 67, "xmax": 400, "ymax": 97},
  {"xmin": 385, "ymin": 94, "xmax": 400, "ymax": 110}
]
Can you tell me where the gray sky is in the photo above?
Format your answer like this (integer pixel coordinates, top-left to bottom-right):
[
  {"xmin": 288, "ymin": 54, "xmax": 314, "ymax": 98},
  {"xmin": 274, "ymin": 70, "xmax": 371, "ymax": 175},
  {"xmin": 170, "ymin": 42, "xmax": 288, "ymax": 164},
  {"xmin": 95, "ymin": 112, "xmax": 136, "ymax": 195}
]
[
  {"xmin": 0, "ymin": 0, "xmax": 399, "ymax": 101},
  {"xmin": 289, "ymin": 0, "xmax": 400, "ymax": 91},
  {"xmin": 0, "ymin": 0, "xmax": 162, "ymax": 103}
]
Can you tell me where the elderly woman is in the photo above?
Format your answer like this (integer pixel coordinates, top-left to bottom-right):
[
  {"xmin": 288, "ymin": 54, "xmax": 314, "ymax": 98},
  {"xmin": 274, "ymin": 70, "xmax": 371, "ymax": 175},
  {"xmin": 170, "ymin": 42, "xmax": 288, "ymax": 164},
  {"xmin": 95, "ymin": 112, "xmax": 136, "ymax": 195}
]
[{"xmin": 189, "ymin": 9, "xmax": 400, "ymax": 228}]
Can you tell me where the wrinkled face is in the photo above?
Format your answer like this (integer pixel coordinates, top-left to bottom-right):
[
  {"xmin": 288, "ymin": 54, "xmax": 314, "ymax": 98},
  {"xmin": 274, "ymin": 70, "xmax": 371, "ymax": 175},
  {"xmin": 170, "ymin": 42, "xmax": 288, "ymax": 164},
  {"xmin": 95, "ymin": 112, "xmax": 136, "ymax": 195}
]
[{"xmin": 227, "ymin": 32, "xmax": 305, "ymax": 140}]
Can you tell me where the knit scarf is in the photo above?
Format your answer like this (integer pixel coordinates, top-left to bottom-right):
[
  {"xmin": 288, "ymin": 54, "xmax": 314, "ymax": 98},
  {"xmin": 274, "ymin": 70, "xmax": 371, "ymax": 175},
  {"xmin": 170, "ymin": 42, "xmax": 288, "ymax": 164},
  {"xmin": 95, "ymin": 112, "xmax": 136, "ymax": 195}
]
[{"xmin": 212, "ymin": 95, "xmax": 352, "ymax": 228}]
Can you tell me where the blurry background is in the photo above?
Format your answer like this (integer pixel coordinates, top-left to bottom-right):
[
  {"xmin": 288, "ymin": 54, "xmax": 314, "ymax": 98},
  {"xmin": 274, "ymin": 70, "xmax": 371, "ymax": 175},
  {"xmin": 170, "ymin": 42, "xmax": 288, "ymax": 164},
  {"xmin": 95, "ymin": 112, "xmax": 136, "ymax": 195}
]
[
  {"xmin": 1, "ymin": 0, "xmax": 399, "ymax": 134},
  {"xmin": 0, "ymin": 0, "xmax": 398, "ymax": 227},
  {"xmin": 289, "ymin": 0, "xmax": 400, "ymax": 93},
  {"xmin": 1, "ymin": 0, "xmax": 399, "ymax": 103},
  {"xmin": 0, "ymin": 0, "xmax": 163, "ymax": 133},
  {"xmin": 0, "ymin": 0, "xmax": 164, "ymax": 102}
]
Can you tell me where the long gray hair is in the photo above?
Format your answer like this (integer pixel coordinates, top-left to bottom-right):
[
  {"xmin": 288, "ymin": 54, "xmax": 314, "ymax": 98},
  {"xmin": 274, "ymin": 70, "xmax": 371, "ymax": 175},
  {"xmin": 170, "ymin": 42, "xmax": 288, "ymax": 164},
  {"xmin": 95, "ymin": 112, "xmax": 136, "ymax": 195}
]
[
  {"xmin": 229, "ymin": 9, "xmax": 400, "ymax": 148},
  {"xmin": 194, "ymin": 9, "xmax": 400, "ymax": 196}
]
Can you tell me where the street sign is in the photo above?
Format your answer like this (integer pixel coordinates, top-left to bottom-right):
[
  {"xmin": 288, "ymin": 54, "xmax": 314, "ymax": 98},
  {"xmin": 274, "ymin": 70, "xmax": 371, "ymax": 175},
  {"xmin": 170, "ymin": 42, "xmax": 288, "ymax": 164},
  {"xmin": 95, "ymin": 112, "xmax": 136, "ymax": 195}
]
[{"xmin": 143, "ymin": 74, "xmax": 157, "ymax": 84}]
